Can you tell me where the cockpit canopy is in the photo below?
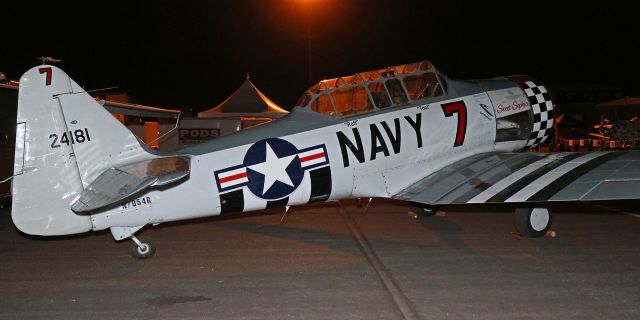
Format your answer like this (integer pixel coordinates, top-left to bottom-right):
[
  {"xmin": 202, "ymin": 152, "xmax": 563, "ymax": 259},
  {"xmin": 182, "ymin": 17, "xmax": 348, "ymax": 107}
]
[{"xmin": 296, "ymin": 60, "xmax": 448, "ymax": 118}]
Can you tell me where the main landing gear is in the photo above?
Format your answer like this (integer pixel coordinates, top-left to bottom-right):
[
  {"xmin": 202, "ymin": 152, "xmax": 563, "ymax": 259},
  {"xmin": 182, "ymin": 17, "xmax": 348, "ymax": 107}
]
[
  {"xmin": 407, "ymin": 203, "xmax": 553, "ymax": 238},
  {"xmin": 514, "ymin": 207, "xmax": 552, "ymax": 238},
  {"xmin": 408, "ymin": 202, "xmax": 439, "ymax": 218}
]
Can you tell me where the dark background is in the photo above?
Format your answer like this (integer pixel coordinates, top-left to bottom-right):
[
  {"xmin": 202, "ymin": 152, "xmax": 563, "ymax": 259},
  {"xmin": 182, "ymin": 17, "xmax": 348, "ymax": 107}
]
[{"xmin": 1, "ymin": 1, "xmax": 637, "ymax": 112}]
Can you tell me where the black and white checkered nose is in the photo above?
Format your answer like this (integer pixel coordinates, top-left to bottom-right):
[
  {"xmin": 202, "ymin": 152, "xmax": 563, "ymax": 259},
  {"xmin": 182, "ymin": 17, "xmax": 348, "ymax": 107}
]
[
  {"xmin": 507, "ymin": 77, "xmax": 555, "ymax": 149},
  {"xmin": 521, "ymin": 80, "xmax": 555, "ymax": 148}
]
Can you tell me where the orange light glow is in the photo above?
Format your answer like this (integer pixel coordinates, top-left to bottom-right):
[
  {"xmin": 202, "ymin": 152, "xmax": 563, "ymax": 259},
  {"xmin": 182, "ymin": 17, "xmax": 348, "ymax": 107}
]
[
  {"xmin": 241, "ymin": 117, "xmax": 273, "ymax": 122},
  {"xmin": 145, "ymin": 121, "xmax": 159, "ymax": 150},
  {"xmin": 589, "ymin": 133, "xmax": 610, "ymax": 140}
]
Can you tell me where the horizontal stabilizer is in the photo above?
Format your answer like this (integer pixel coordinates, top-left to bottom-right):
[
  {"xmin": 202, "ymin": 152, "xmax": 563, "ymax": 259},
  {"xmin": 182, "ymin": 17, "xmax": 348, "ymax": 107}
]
[{"xmin": 71, "ymin": 156, "xmax": 190, "ymax": 213}]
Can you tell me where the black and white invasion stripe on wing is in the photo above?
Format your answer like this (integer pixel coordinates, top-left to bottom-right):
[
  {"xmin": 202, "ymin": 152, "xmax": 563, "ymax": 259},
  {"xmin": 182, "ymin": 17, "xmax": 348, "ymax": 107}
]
[
  {"xmin": 466, "ymin": 152, "xmax": 625, "ymax": 203},
  {"xmin": 394, "ymin": 151, "xmax": 640, "ymax": 206}
]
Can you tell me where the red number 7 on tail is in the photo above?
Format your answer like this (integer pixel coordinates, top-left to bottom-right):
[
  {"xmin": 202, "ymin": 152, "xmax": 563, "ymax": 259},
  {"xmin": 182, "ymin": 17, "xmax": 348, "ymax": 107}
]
[{"xmin": 39, "ymin": 67, "xmax": 52, "ymax": 86}]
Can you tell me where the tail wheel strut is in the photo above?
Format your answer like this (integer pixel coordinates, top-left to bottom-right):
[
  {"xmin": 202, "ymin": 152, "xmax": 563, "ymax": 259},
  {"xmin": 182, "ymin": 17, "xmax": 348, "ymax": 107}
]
[{"xmin": 130, "ymin": 235, "xmax": 156, "ymax": 259}]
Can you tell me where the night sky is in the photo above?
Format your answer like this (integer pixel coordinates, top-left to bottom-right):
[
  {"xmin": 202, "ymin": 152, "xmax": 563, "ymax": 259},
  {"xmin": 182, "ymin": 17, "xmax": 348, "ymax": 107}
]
[{"xmin": 2, "ymin": 1, "xmax": 638, "ymax": 112}]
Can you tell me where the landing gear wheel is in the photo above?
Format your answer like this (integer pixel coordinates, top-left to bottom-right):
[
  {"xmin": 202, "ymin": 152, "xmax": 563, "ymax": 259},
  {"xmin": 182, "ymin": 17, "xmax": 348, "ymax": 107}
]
[
  {"xmin": 514, "ymin": 207, "xmax": 552, "ymax": 238},
  {"xmin": 409, "ymin": 202, "xmax": 439, "ymax": 218},
  {"xmin": 130, "ymin": 237, "xmax": 156, "ymax": 259}
]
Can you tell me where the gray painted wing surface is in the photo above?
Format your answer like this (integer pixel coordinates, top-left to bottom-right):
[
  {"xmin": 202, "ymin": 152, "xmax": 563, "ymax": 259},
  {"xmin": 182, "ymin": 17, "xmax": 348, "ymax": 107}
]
[
  {"xmin": 549, "ymin": 151, "xmax": 640, "ymax": 201},
  {"xmin": 71, "ymin": 156, "xmax": 190, "ymax": 213},
  {"xmin": 394, "ymin": 151, "xmax": 640, "ymax": 205}
]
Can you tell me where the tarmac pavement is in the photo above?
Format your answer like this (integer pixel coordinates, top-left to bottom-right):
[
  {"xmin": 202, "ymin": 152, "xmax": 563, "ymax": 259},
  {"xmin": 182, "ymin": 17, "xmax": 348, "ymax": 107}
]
[{"xmin": 0, "ymin": 199, "xmax": 639, "ymax": 319}]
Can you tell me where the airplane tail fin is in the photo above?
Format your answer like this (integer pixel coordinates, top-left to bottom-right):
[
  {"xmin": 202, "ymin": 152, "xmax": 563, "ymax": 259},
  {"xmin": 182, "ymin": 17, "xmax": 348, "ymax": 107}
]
[{"xmin": 12, "ymin": 65, "xmax": 151, "ymax": 235}]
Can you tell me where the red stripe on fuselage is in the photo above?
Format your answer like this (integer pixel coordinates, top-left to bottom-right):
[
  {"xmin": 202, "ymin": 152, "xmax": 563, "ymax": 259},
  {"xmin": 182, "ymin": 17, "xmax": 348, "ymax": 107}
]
[
  {"xmin": 300, "ymin": 152, "xmax": 325, "ymax": 162},
  {"xmin": 219, "ymin": 172, "xmax": 247, "ymax": 183}
]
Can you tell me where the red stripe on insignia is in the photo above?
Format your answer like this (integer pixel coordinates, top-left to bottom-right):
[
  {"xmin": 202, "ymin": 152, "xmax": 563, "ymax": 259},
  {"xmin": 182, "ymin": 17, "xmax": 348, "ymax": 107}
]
[
  {"xmin": 300, "ymin": 152, "xmax": 325, "ymax": 162},
  {"xmin": 219, "ymin": 172, "xmax": 247, "ymax": 183}
]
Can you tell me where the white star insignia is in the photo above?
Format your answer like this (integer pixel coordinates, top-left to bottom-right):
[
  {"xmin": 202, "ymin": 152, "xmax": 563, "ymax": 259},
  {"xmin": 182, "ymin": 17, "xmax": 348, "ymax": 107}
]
[{"xmin": 248, "ymin": 142, "xmax": 296, "ymax": 195}]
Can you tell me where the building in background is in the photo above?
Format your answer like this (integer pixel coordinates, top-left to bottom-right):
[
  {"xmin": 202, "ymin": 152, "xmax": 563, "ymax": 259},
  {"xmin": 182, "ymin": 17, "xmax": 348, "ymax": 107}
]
[
  {"xmin": 158, "ymin": 74, "xmax": 289, "ymax": 150},
  {"xmin": 545, "ymin": 84, "xmax": 638, "ymax": 151},
  {"xmin": 549, "ymin": 82, "xmax": 624, "ymax": 141},
  {"xmin": 91, "ymin": 89, "xmax": 181, "ymax": 150},
  {"xmin": 596, "ymin": 97, "xmax": 640, "ymax": 120}
]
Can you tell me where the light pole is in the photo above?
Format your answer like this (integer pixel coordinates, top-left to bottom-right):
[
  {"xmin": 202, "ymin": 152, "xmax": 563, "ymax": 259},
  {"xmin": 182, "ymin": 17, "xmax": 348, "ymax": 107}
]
[
  {"xmin": 297, "ymin": 0, "xmax": 315, "ymax": 86},
  {"xmin": 307, "ymin": 7, "xmax": 312, "ymax": 86}
]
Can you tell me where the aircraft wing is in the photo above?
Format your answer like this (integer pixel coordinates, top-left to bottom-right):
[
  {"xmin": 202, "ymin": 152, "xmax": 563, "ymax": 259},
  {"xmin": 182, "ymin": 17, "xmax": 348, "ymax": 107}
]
[
  {"xmin": 394, "ymin": 151, "xmax": 640, "ymax": 205},
  {"xmin": 70, "ymin": 156, "xmax": 190, "ymax": 213}
]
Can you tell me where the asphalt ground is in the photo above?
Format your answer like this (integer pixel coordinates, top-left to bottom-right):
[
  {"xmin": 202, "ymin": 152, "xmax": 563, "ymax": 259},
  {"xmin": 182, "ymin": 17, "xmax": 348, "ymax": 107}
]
[{"xmin": 0, "ymin": 199, "xmax": 639, "ymax": 320}]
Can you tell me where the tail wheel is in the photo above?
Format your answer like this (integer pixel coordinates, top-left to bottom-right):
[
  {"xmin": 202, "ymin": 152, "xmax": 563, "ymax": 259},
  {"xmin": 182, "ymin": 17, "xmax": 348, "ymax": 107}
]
[
  {"xmin": 514, "ymin": 207, "xmax": 552, "ymax": 238},
  {"xmin": 130, "ymin": 237, "xmax": 156, "ymax": 259}
]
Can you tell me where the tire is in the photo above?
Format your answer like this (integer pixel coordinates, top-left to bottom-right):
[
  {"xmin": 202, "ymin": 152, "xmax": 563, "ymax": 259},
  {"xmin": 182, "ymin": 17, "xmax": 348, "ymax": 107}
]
[
  {"xmin": 514, "ymin": 207, "xmax": 552, "ymax": 238},
  {"xmin": 409, "ymin": 202, "xmax": 438, "ymax": 217},
  {"xmin": 130, "ymin": 237, "xmax": 156, "ymax": 259}
]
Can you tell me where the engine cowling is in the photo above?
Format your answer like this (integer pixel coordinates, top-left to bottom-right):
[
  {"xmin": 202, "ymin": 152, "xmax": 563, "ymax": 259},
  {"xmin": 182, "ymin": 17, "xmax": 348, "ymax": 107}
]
[
  {"xmin": 487, "ymin": 76, "xmax": 555, "ymax": 152},
  {"xmin": 506, "ymin": 75, "xmax": 556, "ymax": 149}
]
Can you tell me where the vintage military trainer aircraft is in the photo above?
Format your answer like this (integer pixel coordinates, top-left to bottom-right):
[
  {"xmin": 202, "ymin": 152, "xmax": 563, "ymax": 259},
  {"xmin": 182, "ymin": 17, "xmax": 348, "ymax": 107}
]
[{"xmin": 11, "ymin": 62, "xmax": 640, "ymax": 258}]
